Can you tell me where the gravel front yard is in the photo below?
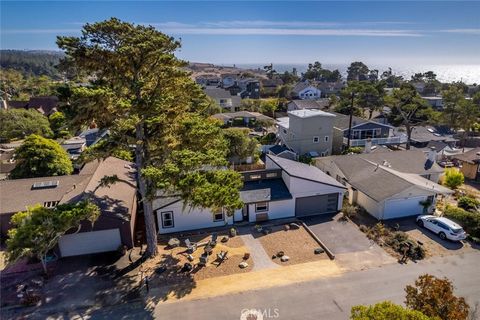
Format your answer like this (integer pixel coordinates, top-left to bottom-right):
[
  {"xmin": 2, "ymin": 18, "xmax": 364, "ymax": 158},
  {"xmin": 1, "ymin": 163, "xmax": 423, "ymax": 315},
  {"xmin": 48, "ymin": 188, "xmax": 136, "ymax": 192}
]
[
  {"xmin": 144, "ymin": 232, "xmax": 253, "ymax": 283},
  {"xmin": 257, "ymin": 224, "xmax": 329, "ymax": 266}
]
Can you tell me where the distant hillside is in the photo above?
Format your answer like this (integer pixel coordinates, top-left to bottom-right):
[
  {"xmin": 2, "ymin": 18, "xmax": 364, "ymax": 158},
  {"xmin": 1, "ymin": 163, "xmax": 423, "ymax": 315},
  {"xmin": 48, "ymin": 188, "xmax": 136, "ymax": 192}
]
[{"xmin": 0, "ymin": 50, "xmax": 64, "ymax": 78}]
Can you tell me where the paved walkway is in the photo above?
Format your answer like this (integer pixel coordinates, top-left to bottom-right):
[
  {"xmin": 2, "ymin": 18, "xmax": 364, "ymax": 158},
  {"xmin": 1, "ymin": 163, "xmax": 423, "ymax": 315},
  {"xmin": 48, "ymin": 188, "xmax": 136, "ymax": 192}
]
[{"xmin": 239, "ymin": 234, "xmax": 279, "ymax": 271}]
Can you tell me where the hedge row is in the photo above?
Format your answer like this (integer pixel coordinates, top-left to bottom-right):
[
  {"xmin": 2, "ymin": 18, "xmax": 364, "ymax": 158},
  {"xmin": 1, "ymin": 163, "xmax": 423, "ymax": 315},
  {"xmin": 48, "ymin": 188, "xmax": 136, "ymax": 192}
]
[{"xmin": 444, "ymin": 206, "xmax": 480, "ymax": 238}]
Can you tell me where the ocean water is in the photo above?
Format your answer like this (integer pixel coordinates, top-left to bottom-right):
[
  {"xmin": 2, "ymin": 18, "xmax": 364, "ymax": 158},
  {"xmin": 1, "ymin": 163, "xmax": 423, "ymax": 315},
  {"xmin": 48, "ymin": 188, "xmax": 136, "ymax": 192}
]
[{"xmin": 236, "ymin": 63, "xmax": 480, "ymax": 85}]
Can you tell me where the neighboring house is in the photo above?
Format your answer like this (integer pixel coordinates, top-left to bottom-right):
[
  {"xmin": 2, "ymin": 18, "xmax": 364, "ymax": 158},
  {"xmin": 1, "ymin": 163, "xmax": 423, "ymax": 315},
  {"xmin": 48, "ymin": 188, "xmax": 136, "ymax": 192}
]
[
  {"xmin": 240, "ymin": 79, "xmax": 261, "ymax": 99},
  {"xmin": 78, "ymin": 128, "xmax": 109, "ymax": 147},
  {"xmin": 422, "ymin": 96, "xmax": 444, "ymax": 110},
  {"xmin": 204, "ymin": 87, "xmax": 241, "ymax": 112},
  {"xmin": 452, "ymin": 148, "xmax": 480, "ymax": 181},
  {"xmin": 411, "ymin": 82, "xmax": 427, "ymax": 94},
  {"xmin": 221, "ymin": 73, "xmax": 240, "ymax": 88},
  {"xmin": 195, "ymin": 74, "xmax": 221, "ymax": 87},
  {"xmin": 369, "ymin": 107, "xmax": 391, "ymax": 125},
  {"xmin": 331, "ymin": 112, "xmax": 406, "ymax": 154},
  {"xmin": 266, "ymin": 145, "xmax": 297, "ymax": 161},
  {"xmin": 287, "ymin": 99, "xmax": 330, "ymax": 111},
  {"xmin": 6, "ymin": 96, "xmax": 59, "ymax": 116},
  {"xmin": 153, "ymin": 154, "xmax": 346, "ymax": 234},
  {"xmin": 0, "ymin": 157, "xmax": 137, "ymax": 257},
  {"xmin": 211, "ymin": 111, "xmax": 274, "ymax": 127},
  {"xmin": 317, "ymin": 82, "xmax": 345, "ymax": 97},
  {"xmin": 403, "ymin": 126, "xmax": 458, "ymax": 149},
  {"xmin": 261, "ymin": 79, "xmax": 284, "ymax": 95},
  {"xmin": 316, "ymin": 149, "xmax": 452, "ymax": 220},
  {"xmin": 0, "ymin": 146, "xmax": 16, "ymax": 180},
  {"xmin": 292, "ymin": 82, "xmax": 322, "ymax": 100},
  {"xmin": 277, "ymin": 109, "xmax": 335, "ymax": 157},
  {"xmin": 61, "ymin": 136, "xmax": 87, "ymax": 160}
]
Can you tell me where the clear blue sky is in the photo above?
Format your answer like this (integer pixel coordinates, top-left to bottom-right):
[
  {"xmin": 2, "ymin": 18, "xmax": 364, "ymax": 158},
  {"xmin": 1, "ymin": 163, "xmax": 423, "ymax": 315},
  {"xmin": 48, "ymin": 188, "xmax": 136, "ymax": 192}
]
[{"xmin": 1, "ymin": 1, "xmax": 479, "ymax": 65}]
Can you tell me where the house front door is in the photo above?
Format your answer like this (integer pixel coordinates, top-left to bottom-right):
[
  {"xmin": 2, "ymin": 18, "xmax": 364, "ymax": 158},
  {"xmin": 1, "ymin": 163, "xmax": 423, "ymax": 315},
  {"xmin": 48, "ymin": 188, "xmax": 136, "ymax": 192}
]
[{"xmin": 242, "ymin": 205, "xmax": 249, "ymax": 222}]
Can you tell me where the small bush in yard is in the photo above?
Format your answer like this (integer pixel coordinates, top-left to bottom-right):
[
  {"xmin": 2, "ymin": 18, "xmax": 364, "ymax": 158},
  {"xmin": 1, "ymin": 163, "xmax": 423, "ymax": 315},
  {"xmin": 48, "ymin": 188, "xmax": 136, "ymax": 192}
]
[
  {"xmin": 341, "ymin": 204, "xmax": 358, "ymax": 220},
  {"xmin": 443, "ymin": 168, "xmax": 464, "ymax": 189},
  {"xmin": 457, "ymin": 196, "xmax": 479, "ymax": 212},
  {"xmin": 365, "ymin": 223, "xmax": 425, "ymax": 261},
  {"xmin": 444, "ymin": 205, "xmax": 480, "ymax": 238}
]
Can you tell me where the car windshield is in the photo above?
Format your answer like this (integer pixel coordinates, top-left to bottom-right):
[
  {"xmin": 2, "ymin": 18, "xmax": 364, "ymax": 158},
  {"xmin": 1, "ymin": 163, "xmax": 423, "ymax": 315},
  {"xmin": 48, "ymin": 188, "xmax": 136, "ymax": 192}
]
[{"xmin": 451, "ymin": 227, "xmax": 464, "ymax": 233}]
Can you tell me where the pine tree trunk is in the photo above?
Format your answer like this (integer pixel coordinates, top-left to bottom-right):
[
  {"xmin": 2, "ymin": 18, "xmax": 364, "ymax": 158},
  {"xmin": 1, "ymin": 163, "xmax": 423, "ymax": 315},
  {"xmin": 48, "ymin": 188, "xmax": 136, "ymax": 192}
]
[
  {"xmin": 135, "ymin": 122, "xmax": 158, "ymax": 257},
  {"xmin": 406, "ymin": 124, "xmax": 412, "ymax": 150}
]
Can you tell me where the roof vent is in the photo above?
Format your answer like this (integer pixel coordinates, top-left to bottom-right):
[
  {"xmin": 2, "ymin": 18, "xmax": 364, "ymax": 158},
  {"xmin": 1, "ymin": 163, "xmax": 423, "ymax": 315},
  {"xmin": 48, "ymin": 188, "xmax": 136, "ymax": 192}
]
[{"xmin": 32, "ymin": 180, "xmax": 59, "ymax": 190}]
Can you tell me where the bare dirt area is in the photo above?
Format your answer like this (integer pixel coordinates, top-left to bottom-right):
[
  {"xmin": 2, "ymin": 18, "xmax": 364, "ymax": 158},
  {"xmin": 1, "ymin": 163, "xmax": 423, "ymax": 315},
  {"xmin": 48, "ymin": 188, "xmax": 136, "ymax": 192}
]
[
  {"xmin": 143, "ymin": 232, "xmax": 253, "ymax": 284},
  {"xmin": 257, "ymin": 225, "xmax": 329, "ymax": 266},
  {"xmin": 387, "ymin": 218, "xmax": 480, "ymax": 259}
]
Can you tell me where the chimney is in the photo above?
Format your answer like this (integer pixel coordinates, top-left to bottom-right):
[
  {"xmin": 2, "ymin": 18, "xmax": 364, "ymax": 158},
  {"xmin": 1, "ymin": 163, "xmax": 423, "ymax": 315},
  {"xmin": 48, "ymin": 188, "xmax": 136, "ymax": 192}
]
[
  {"xmin": 365, "ymin": 138, "xmax": 372, "ymax": 153},
  {"xmin": 427, "ymin": 146, "xmax": 437, "ymax": 162}
]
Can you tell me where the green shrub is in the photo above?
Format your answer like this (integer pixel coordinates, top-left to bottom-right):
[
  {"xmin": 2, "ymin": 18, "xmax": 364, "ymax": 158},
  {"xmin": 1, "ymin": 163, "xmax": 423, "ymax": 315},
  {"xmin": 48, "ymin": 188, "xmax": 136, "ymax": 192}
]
[
  {"xmin": 342, "ymin": 147, "xmax": 363, "ymax": 154},
  {"xmin": 443, "ymin": 168, "xmax": 464, "ymax": 189},
  {"xmin": 444, "ymin": 206, "xmax": 480, "ymax": 238},
  {"xmin": 457, "ymin": 196, "xmax": 479, "ymax": 212}
]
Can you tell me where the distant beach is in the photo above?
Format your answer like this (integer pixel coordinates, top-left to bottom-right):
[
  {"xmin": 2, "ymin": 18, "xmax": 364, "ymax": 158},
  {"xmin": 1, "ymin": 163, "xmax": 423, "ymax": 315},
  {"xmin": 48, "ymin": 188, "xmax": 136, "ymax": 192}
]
[{"xmin": 236, "ymin": 63, "xmax": 480, "ymax": 85}]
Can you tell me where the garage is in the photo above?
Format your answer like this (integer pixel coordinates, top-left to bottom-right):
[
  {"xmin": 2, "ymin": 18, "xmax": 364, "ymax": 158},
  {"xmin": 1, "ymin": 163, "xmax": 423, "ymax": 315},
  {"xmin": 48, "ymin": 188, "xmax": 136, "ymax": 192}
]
[
  {"xmin": 295, "ymin": 193, "xmax": 339, "ymax": 217},
  {"xmin": 383, "ymin": 196, "xmax": 426, "ymax": 219},
  {"xmin": 59, "ymin": 229, "xmax": 122, "ymax": 257}
]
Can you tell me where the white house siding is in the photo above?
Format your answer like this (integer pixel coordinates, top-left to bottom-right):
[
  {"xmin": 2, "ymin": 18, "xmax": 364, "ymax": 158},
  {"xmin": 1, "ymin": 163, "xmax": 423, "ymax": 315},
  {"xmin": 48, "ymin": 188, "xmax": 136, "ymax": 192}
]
[
  {"xmin": 356, "ymin": 191, "xmax": 383, "ymax": 220},
  {"xmin": 155, "ymin": 202, "xmax": 233, "ymax": 234},
  {"xmin": 248, "ymin": 199, "xmax": 295, "ymax": 222},
  {"xmin": 298, "ymin": 87, "xmax": 321, "ymax": 100},
  {"xmin": 287, "ymin": 176, "xmax": 345, "ymax": 211}
]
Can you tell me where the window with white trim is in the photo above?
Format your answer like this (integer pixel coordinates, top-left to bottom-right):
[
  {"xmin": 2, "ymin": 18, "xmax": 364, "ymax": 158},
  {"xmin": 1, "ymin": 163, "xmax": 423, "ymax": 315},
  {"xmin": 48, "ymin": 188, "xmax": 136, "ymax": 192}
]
[
  {"xmin": 255, "ymin": 202, "xmax": 269, "ymax": 212},
  {"xmin": 313, "ymin": 136, "xmax": 320, "ymax": 143},
  {"xmin": 161, "ymin": 211, "xmax": 174, "ymax": 228},
  {"xmin": 213, "ymin": 212, "xmax": 224, "ymax": 222}
]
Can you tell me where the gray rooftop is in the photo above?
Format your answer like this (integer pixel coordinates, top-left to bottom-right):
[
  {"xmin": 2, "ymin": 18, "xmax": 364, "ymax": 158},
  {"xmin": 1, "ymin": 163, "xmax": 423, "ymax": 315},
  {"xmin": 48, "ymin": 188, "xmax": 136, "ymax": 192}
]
[
  {"xmin": 267, "ymin": 154, "xmax": 346, "ymax": 188},
  {"xmin": 316, "ymin": 151, "xmax": 449, "ymax": 202},
  {"xmin": 289, "ymin": 99, "xmax": 330, "ymax": 110},
  {"xmin": 204, "ymin": 87, "xmax": 232, "ymax": 99}
]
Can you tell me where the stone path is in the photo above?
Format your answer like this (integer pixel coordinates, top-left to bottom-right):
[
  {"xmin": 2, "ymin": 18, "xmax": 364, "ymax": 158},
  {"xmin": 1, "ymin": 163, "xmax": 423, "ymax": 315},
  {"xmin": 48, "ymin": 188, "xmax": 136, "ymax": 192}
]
[{"xmin": 239, "ymin": 234, "xmax": 279, "ymax": 271}]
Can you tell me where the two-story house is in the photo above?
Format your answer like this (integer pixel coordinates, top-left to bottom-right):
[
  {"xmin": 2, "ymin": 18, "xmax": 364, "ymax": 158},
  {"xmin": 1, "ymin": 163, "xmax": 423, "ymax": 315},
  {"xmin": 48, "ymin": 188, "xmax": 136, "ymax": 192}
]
[
  {"xmin": 331, "ymin": 112, "xmax": 407, "ymax": 154},
  {"xmin": 292, "ymin": 82, "xmax": 322, "ymax": 100},
  {"xmin": 277, "ymin": 109, "xmax": 335, "ymax": 157}
]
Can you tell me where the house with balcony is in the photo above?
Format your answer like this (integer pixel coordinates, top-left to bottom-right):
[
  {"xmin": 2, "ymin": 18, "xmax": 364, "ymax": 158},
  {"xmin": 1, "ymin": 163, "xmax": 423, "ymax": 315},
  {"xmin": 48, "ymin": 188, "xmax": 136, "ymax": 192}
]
[
  {"xmin": 331, "ymin": 112, "xmax": 407, "ymax": 154},
  {"xmin": 276, "ymin": 109, "xmax": 335, "ymax": 157}
]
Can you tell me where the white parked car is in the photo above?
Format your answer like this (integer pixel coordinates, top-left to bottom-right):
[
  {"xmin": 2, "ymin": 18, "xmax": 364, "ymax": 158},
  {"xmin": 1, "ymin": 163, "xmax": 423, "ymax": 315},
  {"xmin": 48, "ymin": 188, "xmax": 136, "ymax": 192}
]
[{"xmin": 416, "ymin": 215, "xmax": 467, "ymax": 241}]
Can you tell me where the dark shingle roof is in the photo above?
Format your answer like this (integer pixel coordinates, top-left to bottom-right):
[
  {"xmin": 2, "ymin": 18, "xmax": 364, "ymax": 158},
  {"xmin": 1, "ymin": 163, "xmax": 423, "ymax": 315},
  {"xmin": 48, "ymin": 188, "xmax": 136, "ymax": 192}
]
[
  {"xmin": 292, "ymin": 82, "xmax": 317, "ymax": 94},
  {"xmin": 268, "ymin": 145, "xmax": 291, "ymax": 155},
  {"xmin": 406, "ymin": 126, "xmax": 457, "ymax": 143},
  {"xmin": 27, "ymin": 96, "xmax": 59, "ymax": 116},
  {"xmin": 241, "ymin": 178, "xmax": 292, "ymax": 202},
  {"xmin": 0, "ymin": 157, "xmax": 137, "ymax": 218}
]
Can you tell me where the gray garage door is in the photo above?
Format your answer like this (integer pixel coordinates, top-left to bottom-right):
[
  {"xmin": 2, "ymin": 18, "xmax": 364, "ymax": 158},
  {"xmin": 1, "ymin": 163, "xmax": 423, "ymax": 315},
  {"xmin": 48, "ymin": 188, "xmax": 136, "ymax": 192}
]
[{"xmin": 295, "ymin": 193, "xmax": 339, "ymax": 217}]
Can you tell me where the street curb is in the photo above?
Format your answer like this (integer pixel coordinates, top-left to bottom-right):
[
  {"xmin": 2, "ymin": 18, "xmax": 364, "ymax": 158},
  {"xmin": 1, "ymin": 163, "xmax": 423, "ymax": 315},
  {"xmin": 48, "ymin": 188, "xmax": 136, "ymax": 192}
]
[{"xmin": 300, "ymin": 222, "xmax": 335, "ymax": 260}]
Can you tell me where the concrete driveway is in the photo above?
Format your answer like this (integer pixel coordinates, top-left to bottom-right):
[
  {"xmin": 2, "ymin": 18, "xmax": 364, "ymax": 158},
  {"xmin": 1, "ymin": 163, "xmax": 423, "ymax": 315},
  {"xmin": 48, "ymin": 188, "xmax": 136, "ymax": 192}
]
[{"xmin": 301, "ymin": 213, "xmax": 396, "ymax": 269}]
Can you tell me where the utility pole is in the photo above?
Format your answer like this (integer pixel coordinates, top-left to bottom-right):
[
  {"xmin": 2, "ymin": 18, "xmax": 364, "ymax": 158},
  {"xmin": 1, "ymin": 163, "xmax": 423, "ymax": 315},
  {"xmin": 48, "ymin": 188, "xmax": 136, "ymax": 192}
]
[{"xmin": 346, "ymin": 91, "xmax": 355, "ymax": 150}]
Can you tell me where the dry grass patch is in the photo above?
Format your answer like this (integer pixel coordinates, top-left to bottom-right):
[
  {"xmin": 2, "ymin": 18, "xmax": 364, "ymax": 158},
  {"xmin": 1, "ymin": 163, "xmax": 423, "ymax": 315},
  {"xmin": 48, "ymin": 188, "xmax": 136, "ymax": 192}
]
[{"xmin": 258, "ymin": 225, "xmax": 328, "ymax": 266}]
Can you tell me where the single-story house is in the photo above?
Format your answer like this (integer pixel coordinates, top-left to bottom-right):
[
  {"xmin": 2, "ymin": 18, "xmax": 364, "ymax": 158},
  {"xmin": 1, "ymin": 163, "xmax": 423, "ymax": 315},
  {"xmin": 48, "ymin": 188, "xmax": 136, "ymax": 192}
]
[
  {"xmin": 287, "ymin": 99, "xmax": 330, "ymax": 111},
  {"xmin": 6, "ymin": 96, "xmax": 59, "ymax": 116},
  {"xmin": 153, "ymin": 154, "xmax": 346, "ymax": 234},
  {"xmin": 317, "ymin": 82, "xmax": 345, "ymax": 97},
  {"xmin": 211, "ymin": 111, "xmax": 274, "ymax": 127},
  {"xmin": 400, "ymin": 126, "xmax": 458, "ymax": 149},
  {"xmin": 0, "ymin": 157, "xmax": 137, "ymax": 257},
  {"xmin": 453, "ymin": 148, "xmax": 480, "ymax": 181},
  {"xmin": 316, "ymin": 150, "xmax": 452, "ymax": 220},
  {"xmin": 204, "ymin": 87, "xmax": 242, "ymax": 112}
]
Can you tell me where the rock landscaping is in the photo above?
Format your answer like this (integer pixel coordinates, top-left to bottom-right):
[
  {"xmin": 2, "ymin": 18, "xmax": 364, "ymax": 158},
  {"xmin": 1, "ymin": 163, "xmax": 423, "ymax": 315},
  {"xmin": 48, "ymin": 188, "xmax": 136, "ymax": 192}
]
[{"xmin": 258, "ymin": 223, "xmax": 329, "ymax": 266}]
